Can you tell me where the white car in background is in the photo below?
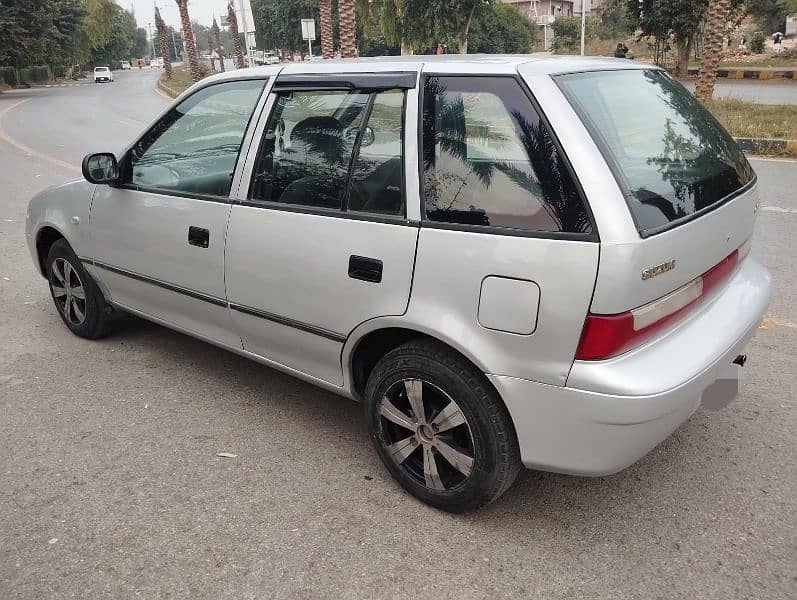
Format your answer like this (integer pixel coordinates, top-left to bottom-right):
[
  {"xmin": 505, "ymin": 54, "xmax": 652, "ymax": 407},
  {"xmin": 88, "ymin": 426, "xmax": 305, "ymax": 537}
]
[
  {"xmin": 120, "ymin": 61, "xmax": 132, "ymax": 70},
  {"xmin": 93, "ymin": 67, "xmax": 113, "ymax": 83}
]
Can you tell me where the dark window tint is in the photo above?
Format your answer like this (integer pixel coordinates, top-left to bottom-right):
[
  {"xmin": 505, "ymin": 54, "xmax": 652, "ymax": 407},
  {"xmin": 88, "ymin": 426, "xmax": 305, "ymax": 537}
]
[
  {"xmin": 421, "ymin": 76, "xmax": 591, "ymax": 234},
  {"xmin": 556, "ymin": 69, "xmax": 754, "ymax": 235},
  {"xmin": 249, "ymin": 90, "xmax": 369, "ymax": 209},
  {"xmin": 347, "ymin": 89, "xmax": 405, "ymax": 216},
  {"xmin": 129, "ymin": 79, "xmax": 264, "ymax": 197}
]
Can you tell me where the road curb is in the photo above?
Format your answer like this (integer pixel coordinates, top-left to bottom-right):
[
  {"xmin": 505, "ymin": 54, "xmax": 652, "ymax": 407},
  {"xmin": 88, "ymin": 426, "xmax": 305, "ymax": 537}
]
[
  {"xmin": 735, "ymin": 137, "xmax": 797, "ymax": 157},
  {"xmin": 686, "ymin": 67, "xmax": 796, "ymax": 79},
  {"xmin": 155, "ymin": 77, "xmax": 179, "ymax": 100}
]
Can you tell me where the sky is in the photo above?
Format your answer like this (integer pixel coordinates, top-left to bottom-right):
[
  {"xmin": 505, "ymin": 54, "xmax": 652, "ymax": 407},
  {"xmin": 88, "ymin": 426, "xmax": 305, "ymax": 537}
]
[{"xmin": 124, "ymin": 0, "xmax": 228, "ymax": 30}]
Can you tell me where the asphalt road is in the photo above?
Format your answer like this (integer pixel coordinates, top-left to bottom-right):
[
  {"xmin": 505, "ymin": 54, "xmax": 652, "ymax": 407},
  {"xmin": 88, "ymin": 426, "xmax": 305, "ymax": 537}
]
[
  {"xmin": 682, "ymin": 79, "xmax": 797, "ymax": 105},
  {"xmin": 1, "ymin": 69, "xmax": 795, "ymax": 599}
]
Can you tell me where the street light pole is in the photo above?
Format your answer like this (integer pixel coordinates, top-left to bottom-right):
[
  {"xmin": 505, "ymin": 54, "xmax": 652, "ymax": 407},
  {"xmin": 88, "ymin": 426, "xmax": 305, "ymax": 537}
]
[
  {"xmin": 148, "ymin": 22, "xmax": 156, "ymax": 59},
  {"xmin": 171, "ymin": 28, "xmax": 178, "ymax": 60},
  {"xmin": 236, "ymin": 0, "xmax": 251, "ymax": 67},
  {"xmin": 580, "ymin": 0, "xmax": 587, "ymax": 56}
]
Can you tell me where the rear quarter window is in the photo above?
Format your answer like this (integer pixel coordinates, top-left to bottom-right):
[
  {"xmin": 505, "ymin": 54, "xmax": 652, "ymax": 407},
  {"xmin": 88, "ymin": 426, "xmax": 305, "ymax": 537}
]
[
  {"xmin": 421, "ymin": 75, "xmax": 593, "ymax": 236},
  {"xmin": 555, "ymin": 69, "xmax": 754, "ymax": 236}
]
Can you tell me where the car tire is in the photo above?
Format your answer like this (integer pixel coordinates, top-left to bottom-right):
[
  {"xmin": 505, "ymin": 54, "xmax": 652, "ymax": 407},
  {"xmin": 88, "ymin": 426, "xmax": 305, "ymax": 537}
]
[
  {"xmin": 364, "ymin": 339, "xmax": 521, "ymax": 512},
  {"xmin": 46, "ymin": 238, "xmax": 113, "ymax": 339}
]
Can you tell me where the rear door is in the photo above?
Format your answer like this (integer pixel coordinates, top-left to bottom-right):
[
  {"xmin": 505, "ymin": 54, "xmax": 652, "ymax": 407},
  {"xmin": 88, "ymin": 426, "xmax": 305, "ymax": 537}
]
[{"xmin": 225, "ymin": 74, "xmax": 419, "ymax": 385}]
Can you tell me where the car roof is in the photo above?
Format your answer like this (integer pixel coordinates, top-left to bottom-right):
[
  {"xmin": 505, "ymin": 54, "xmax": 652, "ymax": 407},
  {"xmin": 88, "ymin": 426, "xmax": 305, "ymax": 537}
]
[{"xmin": 202, "ymin": 54, "xmax": 653, "ymax": 83}]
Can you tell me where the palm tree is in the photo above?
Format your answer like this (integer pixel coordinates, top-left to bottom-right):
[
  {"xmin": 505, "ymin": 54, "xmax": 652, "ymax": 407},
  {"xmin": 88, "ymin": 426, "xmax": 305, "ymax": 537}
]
[
  {"xmin": 338, "ymin": 0, "xmax": 357, "ymax": 58},
  {"xmin": 320, "ymin": 0, "xmax": 334, "ymax": 58},
  {"xmin": 212, "ymin": 17, "xmax": 225, "ymax": 72},
  {"xmin": 227, "ymin": 2, "xmax": 245, "ymax": 69},
  {"xmin": 695, "ymin": 0, "xmax": 731, "ymax": 102},
  {"xmin": 175, "ymin": 0, "xmax": 201, "ymax": 82},
  {"xmin": 154, "ymin": 7, "xmax": 173, "ymax": 80}
]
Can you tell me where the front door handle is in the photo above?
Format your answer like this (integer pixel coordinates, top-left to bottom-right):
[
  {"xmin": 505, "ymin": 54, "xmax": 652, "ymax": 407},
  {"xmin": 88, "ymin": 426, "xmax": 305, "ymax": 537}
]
[
  {"xmin": 348, "ymin": 255, "xmax": 383, "ymax": 283},
  {"xmin": 188, "ymin": 226, "xmax": 209, "ymax": 248}
]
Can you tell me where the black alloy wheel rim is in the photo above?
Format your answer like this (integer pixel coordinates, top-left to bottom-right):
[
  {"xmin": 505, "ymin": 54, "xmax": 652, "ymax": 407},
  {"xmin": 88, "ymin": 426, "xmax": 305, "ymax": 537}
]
[
  {"xmin": 378, "ymin": 378, "xmax": 476, "ymax": 491},
  {"xmin": 50, "ymin": 258, "xmax": 87, "ymax": 326}
]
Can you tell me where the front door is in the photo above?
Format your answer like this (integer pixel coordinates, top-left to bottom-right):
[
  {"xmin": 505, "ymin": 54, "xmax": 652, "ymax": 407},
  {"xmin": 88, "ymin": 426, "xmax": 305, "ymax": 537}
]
[
  {"xmin": 85, "ymin": 78, "xmax": 267, "ymax": 346},
  {"xmin": 226, "ymin": 76, "xmax": 419, "ymax": 385}
]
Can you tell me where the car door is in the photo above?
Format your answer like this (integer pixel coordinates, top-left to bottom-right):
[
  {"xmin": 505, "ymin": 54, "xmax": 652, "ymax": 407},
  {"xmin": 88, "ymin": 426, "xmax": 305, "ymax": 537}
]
[
  {"xmin": 84, "ymin": 78, "xmax": 268, "ymax": 347},
  {"xmin": 225, "ymin": 73, "xmax": 419, "ymax": 385}
]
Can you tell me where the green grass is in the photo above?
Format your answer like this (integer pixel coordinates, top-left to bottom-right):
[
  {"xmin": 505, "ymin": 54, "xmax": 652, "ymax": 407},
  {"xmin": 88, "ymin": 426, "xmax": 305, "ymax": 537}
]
[
  {"xmin": 706, "ymin": 98, "xmax": 797, "ymax": 140},
  {"xmin": 159, "ymin": 64, "xmax": 196, "ymax": 97}
]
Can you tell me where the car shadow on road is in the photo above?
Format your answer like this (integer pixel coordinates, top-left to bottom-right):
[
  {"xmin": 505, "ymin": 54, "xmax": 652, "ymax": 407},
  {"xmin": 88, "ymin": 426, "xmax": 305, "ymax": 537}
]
[{"xmin": 103, "ymin": 315, "xmax": 728, "ymax": 528}]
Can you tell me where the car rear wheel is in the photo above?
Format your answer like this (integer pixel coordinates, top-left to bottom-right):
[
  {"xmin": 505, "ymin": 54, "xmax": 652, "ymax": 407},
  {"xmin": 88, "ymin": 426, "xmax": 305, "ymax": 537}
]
[
  {"xmin": 364, "ymin": 339, "xmax": 521, "ymax": 512},
  {"xmin": 46, "ymin": 239, "xmax": 113, "ymax": 339}
]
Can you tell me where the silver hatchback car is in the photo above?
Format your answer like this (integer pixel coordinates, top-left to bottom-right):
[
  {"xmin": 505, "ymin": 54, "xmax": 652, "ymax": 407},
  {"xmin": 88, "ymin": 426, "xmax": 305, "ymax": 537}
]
[{"xmin": 26, "ymin": 57, "xmax": 771, "ymax": 511}]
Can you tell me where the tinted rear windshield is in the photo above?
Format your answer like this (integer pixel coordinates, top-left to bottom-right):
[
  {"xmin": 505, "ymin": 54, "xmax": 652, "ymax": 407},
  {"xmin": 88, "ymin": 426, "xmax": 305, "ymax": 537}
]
[{"xmin": 556, "ymin": 69, "xmax": 754, "ymax": 236}]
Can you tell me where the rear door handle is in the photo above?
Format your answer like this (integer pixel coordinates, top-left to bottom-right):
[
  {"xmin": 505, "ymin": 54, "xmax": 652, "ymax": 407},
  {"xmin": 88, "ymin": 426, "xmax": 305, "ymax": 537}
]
[
  {"xmin": 188, "ymin": 226, "xmax": 209, "ymax": 248},
  {"xmin": 348, "ymin": 255, "xmax": 383, "ymax": 283}
]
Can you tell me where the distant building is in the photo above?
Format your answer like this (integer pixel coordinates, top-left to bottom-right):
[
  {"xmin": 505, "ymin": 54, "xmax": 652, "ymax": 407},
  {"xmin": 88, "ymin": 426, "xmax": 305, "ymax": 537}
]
[
  {"xmin": 501, "ymin": 1, "xmax": 575, "ymax": 24},
  {"xmin": 786, "ymin": 15, "xmax": 797, "ymax": 37},
  {"xmin": 501, "ymin": 1, "xmax": 575, "ymax": 50}
]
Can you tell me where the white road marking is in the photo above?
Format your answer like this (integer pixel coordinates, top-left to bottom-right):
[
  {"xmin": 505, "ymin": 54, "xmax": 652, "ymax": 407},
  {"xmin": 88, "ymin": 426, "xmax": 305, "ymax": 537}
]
[
  {"xmin": 760, "ymin": 206, "xmax": 797, "ymax": 214},
  {"xmin": 748, "ymin": 156, "xmax": 797, "ymax": 164}
]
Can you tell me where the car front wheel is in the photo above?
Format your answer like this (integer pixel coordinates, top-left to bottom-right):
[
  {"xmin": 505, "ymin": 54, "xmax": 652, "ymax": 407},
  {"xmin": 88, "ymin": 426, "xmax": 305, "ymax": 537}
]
[
  {"xmin": 46, "ymin": 239, "xmax": 113, "ymax": 339},
  {"xmin": 364, "ymin": 339, "xmax": 521, "ymax": 512}
]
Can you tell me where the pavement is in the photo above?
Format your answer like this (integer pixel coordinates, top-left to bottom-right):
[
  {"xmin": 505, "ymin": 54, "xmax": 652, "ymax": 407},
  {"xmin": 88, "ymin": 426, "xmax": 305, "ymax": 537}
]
[{"xmin": 1, "ymin": 69, "xmax": 795, "ymax": 599}]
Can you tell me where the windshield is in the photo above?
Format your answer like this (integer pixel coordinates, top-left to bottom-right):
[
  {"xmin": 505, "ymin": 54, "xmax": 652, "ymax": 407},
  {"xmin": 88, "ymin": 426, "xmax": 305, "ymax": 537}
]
[
  {"xmin": 555, "ymin": 69, "xmax": 754, "ymax": 236},
  {"xmin": 95, "ymin": 68, "xmax": 109, "ymax": 72}
]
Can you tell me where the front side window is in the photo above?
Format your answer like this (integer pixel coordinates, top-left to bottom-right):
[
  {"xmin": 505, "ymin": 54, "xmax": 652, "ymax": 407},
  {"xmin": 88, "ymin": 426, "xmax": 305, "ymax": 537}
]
[
  {"xmin": 421, "ymin": 76, "xmax": 591, "ymax": 234},
  {"xmin": 556, "ymin": 69, "xmax": 754, "ymax": 235},
  {"xmin": 129, "ymin": 79, "xmax": 265, "ymax": 197},
  {"xmin": 249, "ymin": 88, "xmax": 405, "ymax": 215}
]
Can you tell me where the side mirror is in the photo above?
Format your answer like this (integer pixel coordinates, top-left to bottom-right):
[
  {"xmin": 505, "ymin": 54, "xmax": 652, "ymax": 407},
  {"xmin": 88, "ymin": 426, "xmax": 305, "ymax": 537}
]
[{"xmin": 81, "ymin": 152, "xmax": 119, "ymax": 184}]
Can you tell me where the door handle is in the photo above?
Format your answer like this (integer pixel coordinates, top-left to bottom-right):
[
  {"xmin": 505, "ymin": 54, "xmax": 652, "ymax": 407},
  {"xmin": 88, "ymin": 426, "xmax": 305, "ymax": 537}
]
[
  {"xmin": 348, "ymin": 255, "xmax": 383, "ymax": 283},
  {"xmin": 188, "ymin": 226, "xmax": 209, "ymax": 248}
]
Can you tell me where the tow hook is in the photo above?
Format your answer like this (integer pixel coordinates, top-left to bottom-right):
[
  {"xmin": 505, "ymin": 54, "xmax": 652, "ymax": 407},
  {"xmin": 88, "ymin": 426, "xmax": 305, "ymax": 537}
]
[{"xmin": 733, "ymin": 354, "xmax": 747, "ymax": 367}]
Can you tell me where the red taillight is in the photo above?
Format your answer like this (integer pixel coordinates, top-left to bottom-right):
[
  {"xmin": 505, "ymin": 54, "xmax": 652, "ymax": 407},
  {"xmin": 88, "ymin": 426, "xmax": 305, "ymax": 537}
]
[{"xmin": 576, "ymin": 248, "xmax": 741, "ymax": 361}]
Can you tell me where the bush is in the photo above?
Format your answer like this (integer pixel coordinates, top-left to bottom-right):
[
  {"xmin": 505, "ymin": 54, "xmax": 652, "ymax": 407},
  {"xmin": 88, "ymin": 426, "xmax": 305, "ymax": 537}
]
[
  {"xmin": 750, "ymin": 31, "xmax": 766, "ymax": 54},
  {"xmin": 552, "ymin": 16, "xmax": 596, "ymax": 53},
  {"xmin": 18, "ymin": 65, "xmax": 52, "ymax": 84},
  {"xmin": 468, "ymin": 3, "xmax": 537, "ymax": 53},
  {"xmin": 0, "ymin": 66, "xmax": 18, "ymax": 86},
  {"xmin": 594, "ymin": 0, "xmax": 634, "ymax": 40}
]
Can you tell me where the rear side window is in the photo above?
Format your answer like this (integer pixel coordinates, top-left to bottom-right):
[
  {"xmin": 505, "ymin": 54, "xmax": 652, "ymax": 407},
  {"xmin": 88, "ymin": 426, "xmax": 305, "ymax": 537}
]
[
  {"xmin": 249, "ymin": 88, "xmax": 405, "ymax": 216},
  {"xmin": 421, "ymin": 76, "xmax": 592, "ymax": 234},
  {"xmin": 556, "ymin": 69, "xmax": 754, "ymax": 235}
]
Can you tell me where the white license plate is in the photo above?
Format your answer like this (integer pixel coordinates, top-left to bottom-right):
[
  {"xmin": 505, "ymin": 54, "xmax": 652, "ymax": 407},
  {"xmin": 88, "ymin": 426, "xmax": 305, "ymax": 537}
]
[{"xmin": 701, "ymin": 362, "xmax": 740, "ymax": 410}]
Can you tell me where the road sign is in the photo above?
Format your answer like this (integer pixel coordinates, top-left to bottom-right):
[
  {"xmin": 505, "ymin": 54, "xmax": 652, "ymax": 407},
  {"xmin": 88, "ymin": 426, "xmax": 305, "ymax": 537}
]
[{"xmin": 301, "ymin": 19, "xmax": 316, "ymax": 41}]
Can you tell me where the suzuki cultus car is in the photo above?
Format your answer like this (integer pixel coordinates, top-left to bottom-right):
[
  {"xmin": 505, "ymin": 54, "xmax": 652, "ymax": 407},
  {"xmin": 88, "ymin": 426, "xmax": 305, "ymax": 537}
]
[{"xmin": 27, "ymin": 57, "xmax": 771, "ymax": 511}]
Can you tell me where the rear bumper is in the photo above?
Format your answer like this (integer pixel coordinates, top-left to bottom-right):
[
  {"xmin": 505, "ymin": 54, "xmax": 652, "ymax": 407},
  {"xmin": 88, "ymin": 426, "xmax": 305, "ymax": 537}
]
[{"xmin": 490, "ymin": 257, "xmax": 771, "ymax": 476}]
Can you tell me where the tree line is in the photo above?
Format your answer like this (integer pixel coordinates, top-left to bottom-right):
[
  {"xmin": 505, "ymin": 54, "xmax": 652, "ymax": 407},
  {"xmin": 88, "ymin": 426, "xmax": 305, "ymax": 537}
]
[
  {"xmin": 249, "ymin": 0, "xmax": 539, "ymax": 57},
  {"xmin": 0, "ymin": 0, "xmax": 149, "ymax": 76}
]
